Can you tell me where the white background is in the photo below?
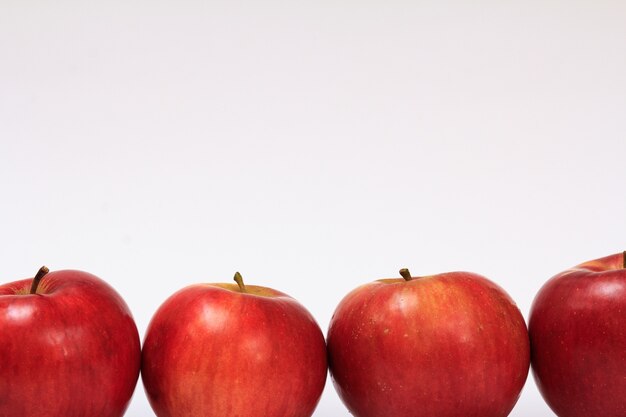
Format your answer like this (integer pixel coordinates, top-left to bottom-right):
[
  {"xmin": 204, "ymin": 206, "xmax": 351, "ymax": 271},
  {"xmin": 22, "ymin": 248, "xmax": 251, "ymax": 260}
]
[{"xmin": 2, "ymin": 1, "xmax": 626, "ymax": 416}]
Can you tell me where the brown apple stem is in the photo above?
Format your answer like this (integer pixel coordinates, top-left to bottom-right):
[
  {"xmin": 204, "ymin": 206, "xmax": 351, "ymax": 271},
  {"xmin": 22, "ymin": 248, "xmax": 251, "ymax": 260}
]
[
  {"xmin": 233, "ymin": 272, "xmax": 247, "ymax": 293},
  {"xmin": 399, "ymin": 268, "xmax": 413, "ymax": 281},
  {"xmin": 623, "ymin": 251, "xmax": 625, "ymax": 269},
  {"xmin": 29, "ymin": 266, "xmax": 50, "ymax": 294}
]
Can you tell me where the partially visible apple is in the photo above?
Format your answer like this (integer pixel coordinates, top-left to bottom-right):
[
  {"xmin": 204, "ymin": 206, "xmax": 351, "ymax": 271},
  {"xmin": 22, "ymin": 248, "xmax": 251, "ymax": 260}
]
[
  {"xmin": 529, "ymin": 252, "xmax": 626, "ymax": 417},
  {"xmin": 141, "ymin": 272, "xmax": 327, "ymax": 417},
  {"xmin": 327, "ymin": 268, "xmax": 530, "ymax": 417},
  {"xmin": 0, "ymin": 267, "xmax": 141, "ymax": 417}
]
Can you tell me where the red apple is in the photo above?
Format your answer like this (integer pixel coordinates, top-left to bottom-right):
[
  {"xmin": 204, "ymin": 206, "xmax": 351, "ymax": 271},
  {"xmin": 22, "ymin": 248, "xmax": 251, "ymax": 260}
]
[
  {"xmin": 141, "ymin": 272, "xmax": 327, "ymax": 417},
  {"xmin": 327, "ymin": 268, "xmax": 530, "ymax": 417},
  {"xmin": 529, "ymin": 252, "xmax": 626, "ymax": 417},
  {"xmin": 0, "ymin": 267, "xmax": 141, "ymax": 417}
]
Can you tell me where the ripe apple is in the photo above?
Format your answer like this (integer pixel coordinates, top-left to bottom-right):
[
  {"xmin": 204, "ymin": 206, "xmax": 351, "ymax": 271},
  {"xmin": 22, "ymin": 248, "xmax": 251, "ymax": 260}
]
[
  {"xmin": 327, "ymin": 268, "xmax": 530, "ymax": 417},
  {"xmin": 0, "ymin": 267, "xmax": 141, "ymax": 417},
  {"xmin": 529, "ymin": 252, "xmax": 626, "ymax": 417},
  {"xmin": 141, "ymin": 272, "xmax": 327, "ymax": 417}
]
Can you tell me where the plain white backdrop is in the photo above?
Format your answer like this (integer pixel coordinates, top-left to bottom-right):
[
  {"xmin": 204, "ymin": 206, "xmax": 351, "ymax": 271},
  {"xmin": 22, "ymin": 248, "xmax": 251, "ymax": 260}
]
[{"xmin": 2, "ymin": 1, "xmax": 626, "ymax": 416}]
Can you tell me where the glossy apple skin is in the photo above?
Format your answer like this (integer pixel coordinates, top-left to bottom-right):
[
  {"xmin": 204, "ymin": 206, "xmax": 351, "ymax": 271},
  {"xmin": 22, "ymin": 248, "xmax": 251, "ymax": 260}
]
[
  {"xmin": 327, "ymin": 272, "xmax": 530, "ymax": 417},
  {"xmin": 141, "ymin": 283, "xmax": 328, "ymax": 417},
  {"xmin": 529, "ymin": 252, "xmax": 626, "ymax": 417},
  {"xmin": 0, "ymin": 270, "xmax": 141, "ymax": 417}
]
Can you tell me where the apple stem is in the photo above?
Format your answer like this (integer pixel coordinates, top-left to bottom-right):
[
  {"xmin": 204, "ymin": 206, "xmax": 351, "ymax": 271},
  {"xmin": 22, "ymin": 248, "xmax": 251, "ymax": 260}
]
[
  {"xmin": 233, "ymin": 272, "xmax": 247, "ymax": 293},
  {"xmin": 29, "ymin": 266, "xmax": 50, "ymax": 294},
  {"xmin": 399, "ymin": 268, "xmax": 413, "ymax": 281},
  {"xmin": 623, "ymin": 251, "xmax": 625, "ymax": 269}
]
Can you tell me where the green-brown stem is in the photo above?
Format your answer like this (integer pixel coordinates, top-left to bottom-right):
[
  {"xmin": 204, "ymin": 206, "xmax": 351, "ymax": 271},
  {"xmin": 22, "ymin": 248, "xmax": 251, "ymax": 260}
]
[
  {"xmin": 29, "ymin": 266, "xmax": 50, "ymax": 294},
  {"xmin": 233, "ymin": 272, "xmax": 247, "ymax": 292},
  {"xmin": 399, "ymin": 268, "xmax": 412, "ymax": 281}
]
